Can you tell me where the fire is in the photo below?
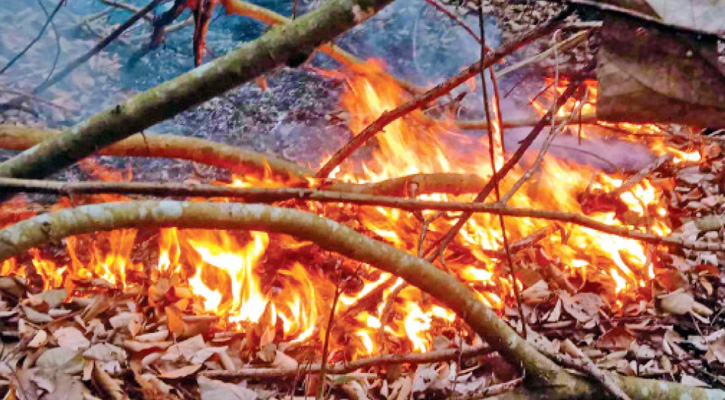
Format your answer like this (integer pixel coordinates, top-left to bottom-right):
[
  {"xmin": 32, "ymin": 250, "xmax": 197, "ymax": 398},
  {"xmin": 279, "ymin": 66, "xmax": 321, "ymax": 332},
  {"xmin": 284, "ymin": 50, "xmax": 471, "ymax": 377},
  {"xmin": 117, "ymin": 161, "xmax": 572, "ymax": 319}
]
[{"xmin": 0, "ymin": 59, "xmax": 700, "ymax": 356}]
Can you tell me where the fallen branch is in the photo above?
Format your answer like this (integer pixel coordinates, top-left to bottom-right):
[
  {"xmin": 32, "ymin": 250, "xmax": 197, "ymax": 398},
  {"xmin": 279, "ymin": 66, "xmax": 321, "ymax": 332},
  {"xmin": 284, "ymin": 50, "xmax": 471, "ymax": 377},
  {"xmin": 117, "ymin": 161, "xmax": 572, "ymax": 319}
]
[
  {"xmin": 315, "ymin": 10, "xmax": 571, "ymax": 177},
  {"xmin": 0, "ymin": 201, "xmax": 721, "ymax": 400},
  {"xmin": 0, "ymin": 126, "xmax": 487, "ymax": 197},
  {"xmin": 0, "ymin": 0, "xmax": 397, "ymax": 185},
  {"xmin": 204, "ymin": 344, "xmax": 493, "ymax": 378},
  {"xmin": 0, "ymin": 179, "xmax": 720, "ymax": 251},
  {"xmin": 0, "ymin": 125, "xmax": 312, "ymax": 184}
]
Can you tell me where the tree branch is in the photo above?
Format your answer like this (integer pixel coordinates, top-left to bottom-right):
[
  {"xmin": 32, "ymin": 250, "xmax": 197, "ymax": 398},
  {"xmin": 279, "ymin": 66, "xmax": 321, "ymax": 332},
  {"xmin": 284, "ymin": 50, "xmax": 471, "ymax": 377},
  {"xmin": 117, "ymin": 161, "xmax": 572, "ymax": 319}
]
[
  {"xmin": 0, "ymin": 181, "xmax": 719, "ymax": 250},
  {"xmin": 203, "ymin": 344, "xmax": 493, "ymax": 378},
  {"xmin": 0, "ymin": 0, "xmax": 397, "ymax": 185},
  {"xmin": 0, "ymin": 201, "xmax": 721, "ymax": 400}
]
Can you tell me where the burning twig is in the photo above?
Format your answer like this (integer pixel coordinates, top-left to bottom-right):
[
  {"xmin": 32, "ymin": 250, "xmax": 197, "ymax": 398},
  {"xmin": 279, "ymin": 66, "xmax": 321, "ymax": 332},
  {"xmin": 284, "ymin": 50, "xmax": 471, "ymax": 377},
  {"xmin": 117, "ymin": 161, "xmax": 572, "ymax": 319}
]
[
  {"xmin": 0, "ymin": 0, "xmax": 397, "ymax": 187},
  {"xmin": 317, "ymin": 275, "xmax": 348, "ymax": 399},
  {"xmin": 426, "ymin": 72, "xmax": 589, "ymax": 261},
  {"xmin": 476, "ymin": 0, "xmax": 524, "ymax": 338},
  {"xmin": 605, "ymin": 153, "xmax": 674, "ymax": 200},
  {"xmin": 501, "ymin": 90, "xmax": 587, "ymax": 204},
  {"xmin": 0, "ymin": 125, "xmax": 313, "ymax": 184},
  {"xmin": 0, "ymin": 180, "xmax": 721, "ymax": 251},
  {"xmin": 315, "ymin": 9, "xmax": 572, "ymax": 178},
  {"xmin": 203, "ymin": 344, "xmax": 493, "ymax": 378}
]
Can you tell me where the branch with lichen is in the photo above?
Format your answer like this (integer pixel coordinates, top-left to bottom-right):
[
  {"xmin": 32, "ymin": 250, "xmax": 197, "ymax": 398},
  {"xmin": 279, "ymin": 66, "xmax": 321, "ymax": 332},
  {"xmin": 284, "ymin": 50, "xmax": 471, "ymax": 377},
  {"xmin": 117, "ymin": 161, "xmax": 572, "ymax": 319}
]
[
  {"xmin": 0, "ymin": 0, "xmax": 396, "ymax": 185},
  {"xmin": 0, "ymin": 126, "xmax": 485, "ymax": 197},
  {"xmin": 0, "ymin": 201, "xmax": 721, "ymax": 400}
]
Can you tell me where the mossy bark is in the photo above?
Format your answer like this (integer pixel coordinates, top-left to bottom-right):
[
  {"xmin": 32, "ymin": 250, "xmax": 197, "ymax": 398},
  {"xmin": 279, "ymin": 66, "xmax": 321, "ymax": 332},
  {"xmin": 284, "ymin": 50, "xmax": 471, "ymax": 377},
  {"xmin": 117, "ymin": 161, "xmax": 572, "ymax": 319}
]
[{"xmin": 0, "ymin": 0, "xmax": 393, "ymax": 181}]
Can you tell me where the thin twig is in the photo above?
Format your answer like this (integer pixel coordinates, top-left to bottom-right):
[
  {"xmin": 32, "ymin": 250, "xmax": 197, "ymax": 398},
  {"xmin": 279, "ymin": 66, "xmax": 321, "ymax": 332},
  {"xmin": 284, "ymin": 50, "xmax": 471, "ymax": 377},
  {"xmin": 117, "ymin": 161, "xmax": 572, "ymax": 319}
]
[
  {"xmin": 317, "ymin": 277, "xmax": 343, "ymax": 399},
  {"xmin": 606, "ymin": 153, "xmax": 673, "ymax": 200},
  {"xmin": 35, "ymin": 0, "xmax": 63, "ymax": 86},
  {"xmin": 0, "ymin": 0, "xmax": 66, "ymax": 76},
  {"xmin": 476, "ymin": 0, "xmax": 525, "ymax": 338},
  {"xmin": 0, "ymin": 177, "xmax": 715, "ymax": 250},
  {"xmin": 501, "ymin": 91, "xmax": 587, "ymax": 204},
  {"xmin": 315, "ymin": 9, "xmax": 571, "ymax": 178},
  {"xmin": 424, "ymin": 69, "xmax": 589, "ymax": 261},
  {"xmin": 30, "ymin": 0, "xmax": 163, "ymax": 95},
  {"xmin": 455, "ymin": 111, "xmax": 597, "ymax": 131},
  {"xmin": 203, "ymin": 344, "xmax": 493, "ymax": 378}
]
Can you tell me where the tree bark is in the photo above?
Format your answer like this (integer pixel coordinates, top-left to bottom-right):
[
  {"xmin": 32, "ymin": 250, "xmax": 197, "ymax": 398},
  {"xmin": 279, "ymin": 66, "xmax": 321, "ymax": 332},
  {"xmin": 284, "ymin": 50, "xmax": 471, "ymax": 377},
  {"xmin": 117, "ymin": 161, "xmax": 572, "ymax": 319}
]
[
  {"xmin": 0, "ymin": 201, "xmax": 721, "ymax": 399},
  {"xmin": 0, "ymin": 0, "xmax": 395, "ymax": 183}
]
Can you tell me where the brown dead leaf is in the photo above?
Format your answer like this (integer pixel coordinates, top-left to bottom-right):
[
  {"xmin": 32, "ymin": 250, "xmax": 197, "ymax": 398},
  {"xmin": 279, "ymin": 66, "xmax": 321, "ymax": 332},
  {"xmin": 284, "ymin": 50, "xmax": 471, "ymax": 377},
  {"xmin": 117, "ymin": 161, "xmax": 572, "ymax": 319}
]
[
  {"xmin": 521, "ymin": 280, "xmax": 550, "ymax": 305},
  {"xmin": 93, "ymin": 363, "xmax": 126, "ymax": 400},
  {"xmin": 597, "ymin": 327, "xmax": 636, "ymax": 350},
  {"xmin": 198, "ymin": 376, "xmax": 257, "ymax": 400},
  {"xmin": 136, "ymin": 330, "xmax": 169, "ymax": 343},
  {"xmin": 658, "ymin": 289, "xmax": 694, "ymax": 315},
  {"xmin": 161, "ymin": 335, "xmax": 205, "ymax": 363},
  {"xmin": 123, "ymin": 340, "xmax": 173, "ymax": 353},
  {"xmin": 135, "ymin": 372, "xmax": 181, "ymax": 400},
  {"xmin": 53, "ymin": 327, "xmax": 90, "ymax": 351},
  {"xmin": 28, "ymin": 330, "xmax": 48, "ymax": 349},
  {"xmin": 157, "ymin": 364, "xmax": 202, "ymax": 379},
  {"xmin": 559, "ymin": 292, "xmax": 603, "ymax": 323}
]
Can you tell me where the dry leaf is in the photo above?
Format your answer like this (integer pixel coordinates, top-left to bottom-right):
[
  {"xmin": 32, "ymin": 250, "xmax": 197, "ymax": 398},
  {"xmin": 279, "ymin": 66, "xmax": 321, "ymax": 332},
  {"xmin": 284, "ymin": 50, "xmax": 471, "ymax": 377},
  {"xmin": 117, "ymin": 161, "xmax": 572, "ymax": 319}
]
[
  {"xmin": 658, "ymin": 289, "xmax": 694, "ymax": 315},
  {"xmin": 54, "ymin": 327, "xmax": 91, "ymax": 351},
  {"xmin": 136, "ymin": 330, "xmax": 170, "ymax": 343},
  {"xmin": 83, "ymin": 344, "xmax": 126, "ymax": 363},
  {"xmin": 198, "ymin": 376, "xmax": 258, "ymax": 400},
  {"xmin": 559, "ymin": 292, "xmax": 603, "ymax": 323},
  {"xmin": 157, "ymin": 364, "xmax": 202, "ymax": 379},
  {"xmin": 597, "ymin": 327, "xmax": 636, "ymax": 350},
  {"xmin": 161, "ymin": 335, "xmax": 206, "ymax": 363},
  {"xmin": 21, "ymin": 306, "xmax": 53, "ymax": 324},
  {"xmin": 28, "ymin": 330, "xmax": 48, "ymax": 349},
  {"xmin": 35, "ymin": 289, "xmax": 67, "ymax": 309},
  {"xmin": 341, "ymin": 380, "xmax": 369, "ymax": 400},
  {"xmin": 93, "ymin": 363, "xmax": 126, "ymax": 400},
  {"xmin": 123, "ymin": 340, "xmax": 173, "ymax": 353},
  {"xmin": 135, "ymin": 372, "xmax": 181, "ymax": 400}
]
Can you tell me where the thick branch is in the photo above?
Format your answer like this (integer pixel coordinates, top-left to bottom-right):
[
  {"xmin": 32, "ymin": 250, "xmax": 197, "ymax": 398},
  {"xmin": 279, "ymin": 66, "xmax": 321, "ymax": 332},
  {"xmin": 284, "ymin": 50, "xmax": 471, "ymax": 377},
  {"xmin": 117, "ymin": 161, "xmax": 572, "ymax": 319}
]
[
  {"xmin": 0, "ymin": 0, "xmax": 396, "ymax": 183},
  {"xmin": 0, "ymin": 126, "xmax": 485, "ymax": 196},
  {"xmin": 0, "ymin": 179, "xmax": 719, "ymax": 251},
  {"xmin": 0, "ymin": 201, "xmax": 721, "ymax": 400},
  {"xmin": 0, "ymin": 125, "xmax": 312, "ymax": 184},
  {"xmin": 0, "ymin": 201, "xmax": 572, "ymax": 388},
  {"xmin": 203, "ymin": 344, "xmax": 493, "ymax": 378},
  {"xmin": 315, "ymin": 10, "xmax": 571, "ymax": 177}
]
